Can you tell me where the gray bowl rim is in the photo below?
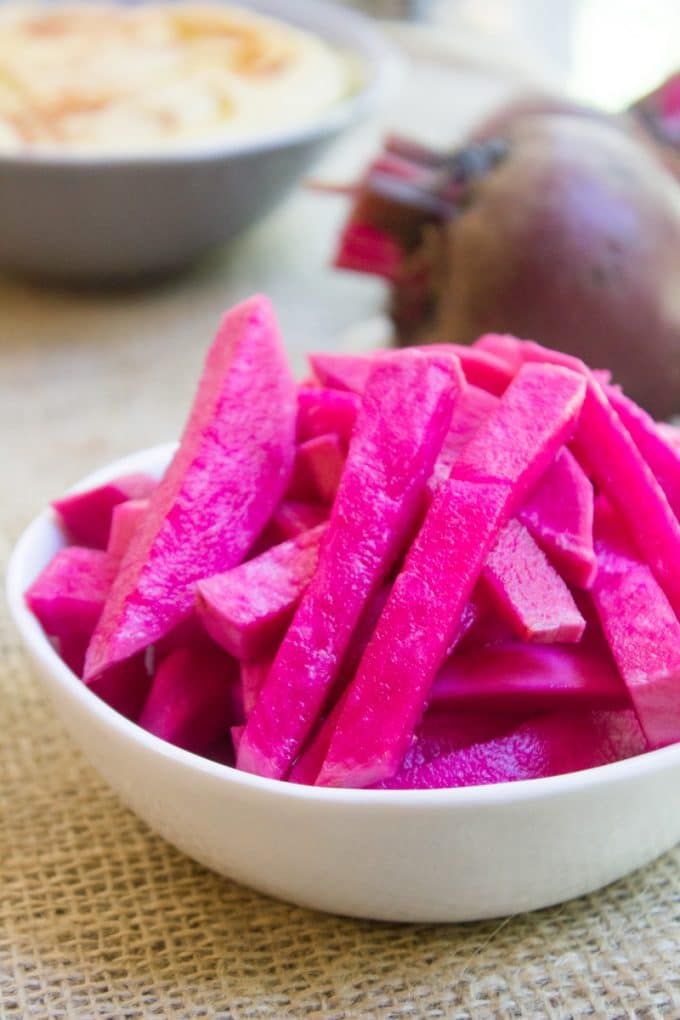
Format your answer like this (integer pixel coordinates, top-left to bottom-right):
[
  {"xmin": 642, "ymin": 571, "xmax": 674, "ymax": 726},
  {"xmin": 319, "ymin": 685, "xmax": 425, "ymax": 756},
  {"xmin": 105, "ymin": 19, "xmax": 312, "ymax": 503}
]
[{"xmin": 0, "ymin": 0, "xmax": 404, "ymax": 169}]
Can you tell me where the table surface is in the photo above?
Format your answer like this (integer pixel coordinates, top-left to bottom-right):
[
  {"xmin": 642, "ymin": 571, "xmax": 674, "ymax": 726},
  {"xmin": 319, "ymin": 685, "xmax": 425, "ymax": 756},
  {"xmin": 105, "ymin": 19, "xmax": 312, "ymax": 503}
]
[{"xmin": 2, "ymin": 23, "xmax": 680, "ymax": 1020}]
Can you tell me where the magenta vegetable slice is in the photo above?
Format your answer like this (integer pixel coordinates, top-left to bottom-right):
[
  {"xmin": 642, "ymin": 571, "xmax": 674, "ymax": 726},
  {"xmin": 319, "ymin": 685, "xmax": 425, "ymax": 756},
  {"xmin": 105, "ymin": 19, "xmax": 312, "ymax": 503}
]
[
  {"xmin": 296, "ymin": 387, "xmax": 360, "ymax": 444},
  {"xmin": 87, "ymin": 655, "xmax": 152, "ymax": 720},
  {"xmin": 52, "ymin": 472, "xmax": 157, "ymax": 549},
  {"xmin": 237, "ymin": 349, "xmax": 464, "ymax": 779},
  {"xmin": 84, "ymin": 296, "xmax": 296, "ymax": 682},
  {"xmin": 317, "ymin": 363, "xmax": 586, "ymax": 788},
  {"xmin": 241, "ymin": 657, "xmax": 273, "ymax": 716},
  {"xmin": 515, "ymin": 341, "xmax": 680, "ymax": 616},
  {"xmin": 310, "ymin": 346, "xmax": 513, "ymax": 399},
  {"xmin": 107, "ymin": 498, "xmax": 150, "ymax": 559},
  {"xmin": 518, "ymin": 448, "xmax": 596, "ymax": 589},
  {"xmin": 309, "ymin": 352, "xmax": 374, "ymax": 394},
  {"xmin": 196, "ymin": 524, "xmax": 327, "ymax": 661},
  {"xmin": 483, "ymin": 518, "xmax": 585, "ymax": 643},
  {"xmin": 429, "ymin": 384, "xmax": 498, "ymax": 492},
  {"xmin": 26, "ymin": 546, "xmax": 117, "ymax": 638},
  {"xmin": 591, "ymin": 498, "xmax": 680, "ymax": 748},
  {"xmin": 139, "ymin": 643, "xmax": 241, "ymax": 754},
  {"xmin": 607, "ymin": 386, "xmax": 680, "ymax": 520},
  {"xmin": 266, "ymin": 500, "xmax": 328, "ymax": 543},
  {"xmin": 288, "ymin": 434, "xmax": 346, "ymax": 505},
  {"xmin": 377, "ymin": 709, "xmax": 647, "ymax": 790},
  {"xmin": 416, "ymin": 344, "xmax": 514, "ymax": 396},
  {"xmin": 430, "ymin": 639, "xmax": 626, "ymax": 713}
]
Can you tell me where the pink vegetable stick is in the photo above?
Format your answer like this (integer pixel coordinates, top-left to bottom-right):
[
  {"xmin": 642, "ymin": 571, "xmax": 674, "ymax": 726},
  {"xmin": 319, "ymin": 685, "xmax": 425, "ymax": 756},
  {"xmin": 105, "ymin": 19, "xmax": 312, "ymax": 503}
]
[
  {"xmin": 53, "ymin": 472, "xmax": 157, "ymax": 549},
  {"xmin": 296, "ymin": 388, "xmax": 360, "ymax": 444},
  {"xmin": 237, "ymin": 349, "xmax": 464, "ymax": 779},
  {"xmin": 516, "ymin": 341, "xmax": 680, "ymax": 616},
  {"xmin": 107, "ymin": 498, "xmax": 150, "ymax": 559},
  {"xmin": 310, "ymin": 346, "xmax": 514, "ymax": 398},
  {"xmin": 483, "ymin": 518, "xmax": 585, "ymax": 643},
  {"xmin": 88, "ymin": 655, "xmax": 152, "ymax": 720},
  {"xmin": 267, "ymin": 500, "xmax": 328, "ymax": 543},
  {"xmin": 196, "ymin": 524, "xmax": 328, "ymax": 661},
  {"xmin": 84, "ymin": 296, "xmax": 297, "ymax": 681},
  {"xmin": 241, "ymin": 658, "xmax": 273, "ymax": 716},
  {"xmin": 429, "ymin": 384, "xmax": 498, "ymax": 492},
  {"xmin": 415, "ymin": 344, "xmax": 514, "ymax": 396},
  {"xmin": 26, "ymin": 546, "xmax": 117, "ymax": 638},
  {"xmin": 287, "ymin": 434, "xmax": 346, "ymax": 504},
  {"xmin": 318, "ymin": 363, "xmax": 586, "ymax": 788},
  {"xmin": 591, "ymin": 498, "xmax": 680, "ymax": 748},
  {"xmin": 377, "ymin": 710, "xmax": 646, "ymax": 790},
  {"xmin": 518, "ymin": 448, "xmax": 596, "ymax": 589},
  {"xmin": 430, "ymin": 640, "xmax": 626, "ymax": 713},
  {"xmin": 309, "ymin": 352, "xmax": 374, "ymax": 393},
  {"xmin": 607, "ymin": 386, "xmax": 680, "ymax": 520},
  {"xmin": 139, "ymin": 644, "xmax": 241, "ymax": 754}
]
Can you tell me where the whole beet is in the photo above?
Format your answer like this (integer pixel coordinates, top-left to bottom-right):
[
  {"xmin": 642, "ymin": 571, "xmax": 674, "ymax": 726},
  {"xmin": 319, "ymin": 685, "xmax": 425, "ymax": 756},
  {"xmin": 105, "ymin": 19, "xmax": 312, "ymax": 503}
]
[
  {"xmin": 336, "ymin": 114, "xmax": 680, "ymax": 416},
  {"xmin": 434, "ymin": 115, "xmax": 680, "ymax": 417}
]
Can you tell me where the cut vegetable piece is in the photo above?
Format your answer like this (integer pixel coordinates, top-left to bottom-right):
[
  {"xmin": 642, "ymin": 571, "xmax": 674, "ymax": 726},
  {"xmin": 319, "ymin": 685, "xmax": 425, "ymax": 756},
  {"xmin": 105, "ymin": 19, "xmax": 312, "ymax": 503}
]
[
  {"xmin": 316, "ymin": 478, "xmax": 510, "ymax": 788},
  {"xmin": 288, "ymin": 697, "xmax": 346, "ymax": 786},
  {"xmin": 230, "ymin": 726, "xmax": 245, "ymax": 755},
  {"xmin": 139, "ymin": 643, "xmax": 241, "ymax": 754},
  {"xmin": 84, "ymin": 296, "xmax": 297, "ymax": 681},
  {"xmin": 87, "ymin": 654, "xmax": 151, "ymax": 720},
  {"xmin": 318, "ymin": 364, "xmax": 587, "ymax": 788},
  {"xmin": 52, "ymin": 472, "xmax": 157, "ymax": 549},
  {"xmin": 454, "ymin": 363, "xmax": 586, "ymax": 493},
  {"xmin": 473, "ymin": 333, "xmax": 526, "ymax": 372},
  {"xmin": 288, "ymin": 434, "xmax": 346, "ymax": 505},
  {"xmin": 416, "ymin": 344, "xmax": 514, "ymax": 396},
  {"xmin": 309, "ymin": 352, "xmax": 374, "ymax": 394},
  {"xmin": 607, "ymin": 386, "xmax": 680, "ymax": 520},
  {"xmin": 591, "ymin": 498, "xmax": 680, "ymax": 748},
  {"xmin": 26, "ymin": 546, "xmax": 117, "ymax": 639},
  {"xmin": 310, "ymin": 346, "xmax": 513, "ymax": 399},
  {"xmin": 429, "ymin": 384, "xmax": 498, "ymax": 491},
  {"xmin": 518, "ymin": 448, "xmax": 596, "ymax": 589},
  {"xmin": 267, "ymin": 500, "xmax": 328, "ymax": 543},
  {"xmin": 241, "ymin": 658, "xmax": 273, "ymax": 716},
  {"xmin": 107, "ymin": 498, "xmax": 150, "ymax": 559},
  {"xmin": 296, "ymin": 387, "xmax": 360, "ymax": 444},
  {"xmin": 430, "ymin": 640, "xmax": 627, "ymax": 713},
  {"xmin": 196, "ymin": 524, "xmax": 327, "ymax": 661},
  {"xmin": 238, "ymin": 349, "xmax": 464, "ymax": 779},
  {"xmin": 377, "ymin": 710, "xmax": 646, "ymax": 790},
  {"xmin": 513, "ymin": 341, "xmax": 680, "ymax": 615},
  {"xmin": 483, "ymin": 518, "xmax": 586, "ymax": 643}
]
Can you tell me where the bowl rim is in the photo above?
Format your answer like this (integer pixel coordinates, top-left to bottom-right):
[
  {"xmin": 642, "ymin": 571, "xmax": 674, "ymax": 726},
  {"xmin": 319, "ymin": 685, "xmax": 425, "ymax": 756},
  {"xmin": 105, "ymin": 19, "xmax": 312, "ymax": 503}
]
[
  {"xmin": 8, "ymin": 439, "xmax": 680, "ymax": 810},
  {"xmin": 0, "ymin": 0, "xmax": 403, "ymax": 170}
]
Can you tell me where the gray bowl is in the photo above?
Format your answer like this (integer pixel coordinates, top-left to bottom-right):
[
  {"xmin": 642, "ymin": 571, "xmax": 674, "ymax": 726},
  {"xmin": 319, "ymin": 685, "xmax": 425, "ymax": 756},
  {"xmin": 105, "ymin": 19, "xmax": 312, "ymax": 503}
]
[{"xmin": 0, "ymin": 0, "xmax": 401, "ymax": 283}]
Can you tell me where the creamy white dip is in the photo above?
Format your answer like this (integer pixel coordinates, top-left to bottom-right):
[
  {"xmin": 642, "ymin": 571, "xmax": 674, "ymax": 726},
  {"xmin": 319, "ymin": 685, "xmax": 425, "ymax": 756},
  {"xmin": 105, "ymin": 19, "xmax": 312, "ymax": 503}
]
[{"xmin": 0, "ymin": 3, "xmax": 357, "ymax": 153}]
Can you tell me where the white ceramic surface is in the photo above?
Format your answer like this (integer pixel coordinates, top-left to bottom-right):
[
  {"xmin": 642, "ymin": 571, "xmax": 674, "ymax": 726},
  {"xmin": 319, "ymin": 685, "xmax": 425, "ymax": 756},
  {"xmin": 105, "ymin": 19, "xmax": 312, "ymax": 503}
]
[
  {"xmin": 0, "ymin": 0, "xmax": 401, "ymax": 283},
  {"xmin": 7, "ymin": 443, "xmax": 680, "ymax": 922}
]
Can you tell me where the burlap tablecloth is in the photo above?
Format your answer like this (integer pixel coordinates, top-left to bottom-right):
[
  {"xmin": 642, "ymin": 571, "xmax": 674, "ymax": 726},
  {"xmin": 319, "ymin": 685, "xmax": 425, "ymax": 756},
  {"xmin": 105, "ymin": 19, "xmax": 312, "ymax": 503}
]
[{"xmin": 3, "ymin": 24, "xmax": 680, "ymax": 1018}]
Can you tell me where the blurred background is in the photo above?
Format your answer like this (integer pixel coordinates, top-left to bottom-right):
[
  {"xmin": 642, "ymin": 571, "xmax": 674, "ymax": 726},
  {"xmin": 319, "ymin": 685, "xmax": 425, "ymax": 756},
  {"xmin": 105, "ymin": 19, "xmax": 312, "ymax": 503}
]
[{"xmin": 345, "ymin": 0, "xmax": 680, "ymax": 108}]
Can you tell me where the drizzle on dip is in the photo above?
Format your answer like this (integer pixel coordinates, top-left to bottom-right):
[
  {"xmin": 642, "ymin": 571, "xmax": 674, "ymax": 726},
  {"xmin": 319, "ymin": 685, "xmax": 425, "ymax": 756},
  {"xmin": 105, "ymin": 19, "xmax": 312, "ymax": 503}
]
[{"xmin": 0, "ymin": 3, "xmax": 357, "ymax": 153}]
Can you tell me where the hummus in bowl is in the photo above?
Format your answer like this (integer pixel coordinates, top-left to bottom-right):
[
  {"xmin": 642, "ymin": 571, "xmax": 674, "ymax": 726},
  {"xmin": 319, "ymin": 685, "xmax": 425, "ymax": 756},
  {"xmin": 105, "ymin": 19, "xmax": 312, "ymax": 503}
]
[{"xmin": 0, "ymin": 2, "xmax": 359, "ymax": 154}]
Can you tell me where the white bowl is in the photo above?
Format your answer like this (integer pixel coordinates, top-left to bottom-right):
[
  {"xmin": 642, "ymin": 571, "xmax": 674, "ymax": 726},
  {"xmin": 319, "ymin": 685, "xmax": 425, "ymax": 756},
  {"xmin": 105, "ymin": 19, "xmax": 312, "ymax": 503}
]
[
  {"xmin": 0, "ymin": 0, "xmax": 401, "ymax": 283},
  {"xmin": 7, "ymin": 443, "xmax": 680, "ymax": 922}
]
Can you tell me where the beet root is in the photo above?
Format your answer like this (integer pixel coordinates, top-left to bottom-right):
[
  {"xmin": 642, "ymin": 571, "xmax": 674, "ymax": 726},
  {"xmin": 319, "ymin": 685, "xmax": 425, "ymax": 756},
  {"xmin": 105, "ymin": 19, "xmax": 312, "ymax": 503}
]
[{"xmin": 336, "ymin": 115, "xmax": 680, "ymax": 417}]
